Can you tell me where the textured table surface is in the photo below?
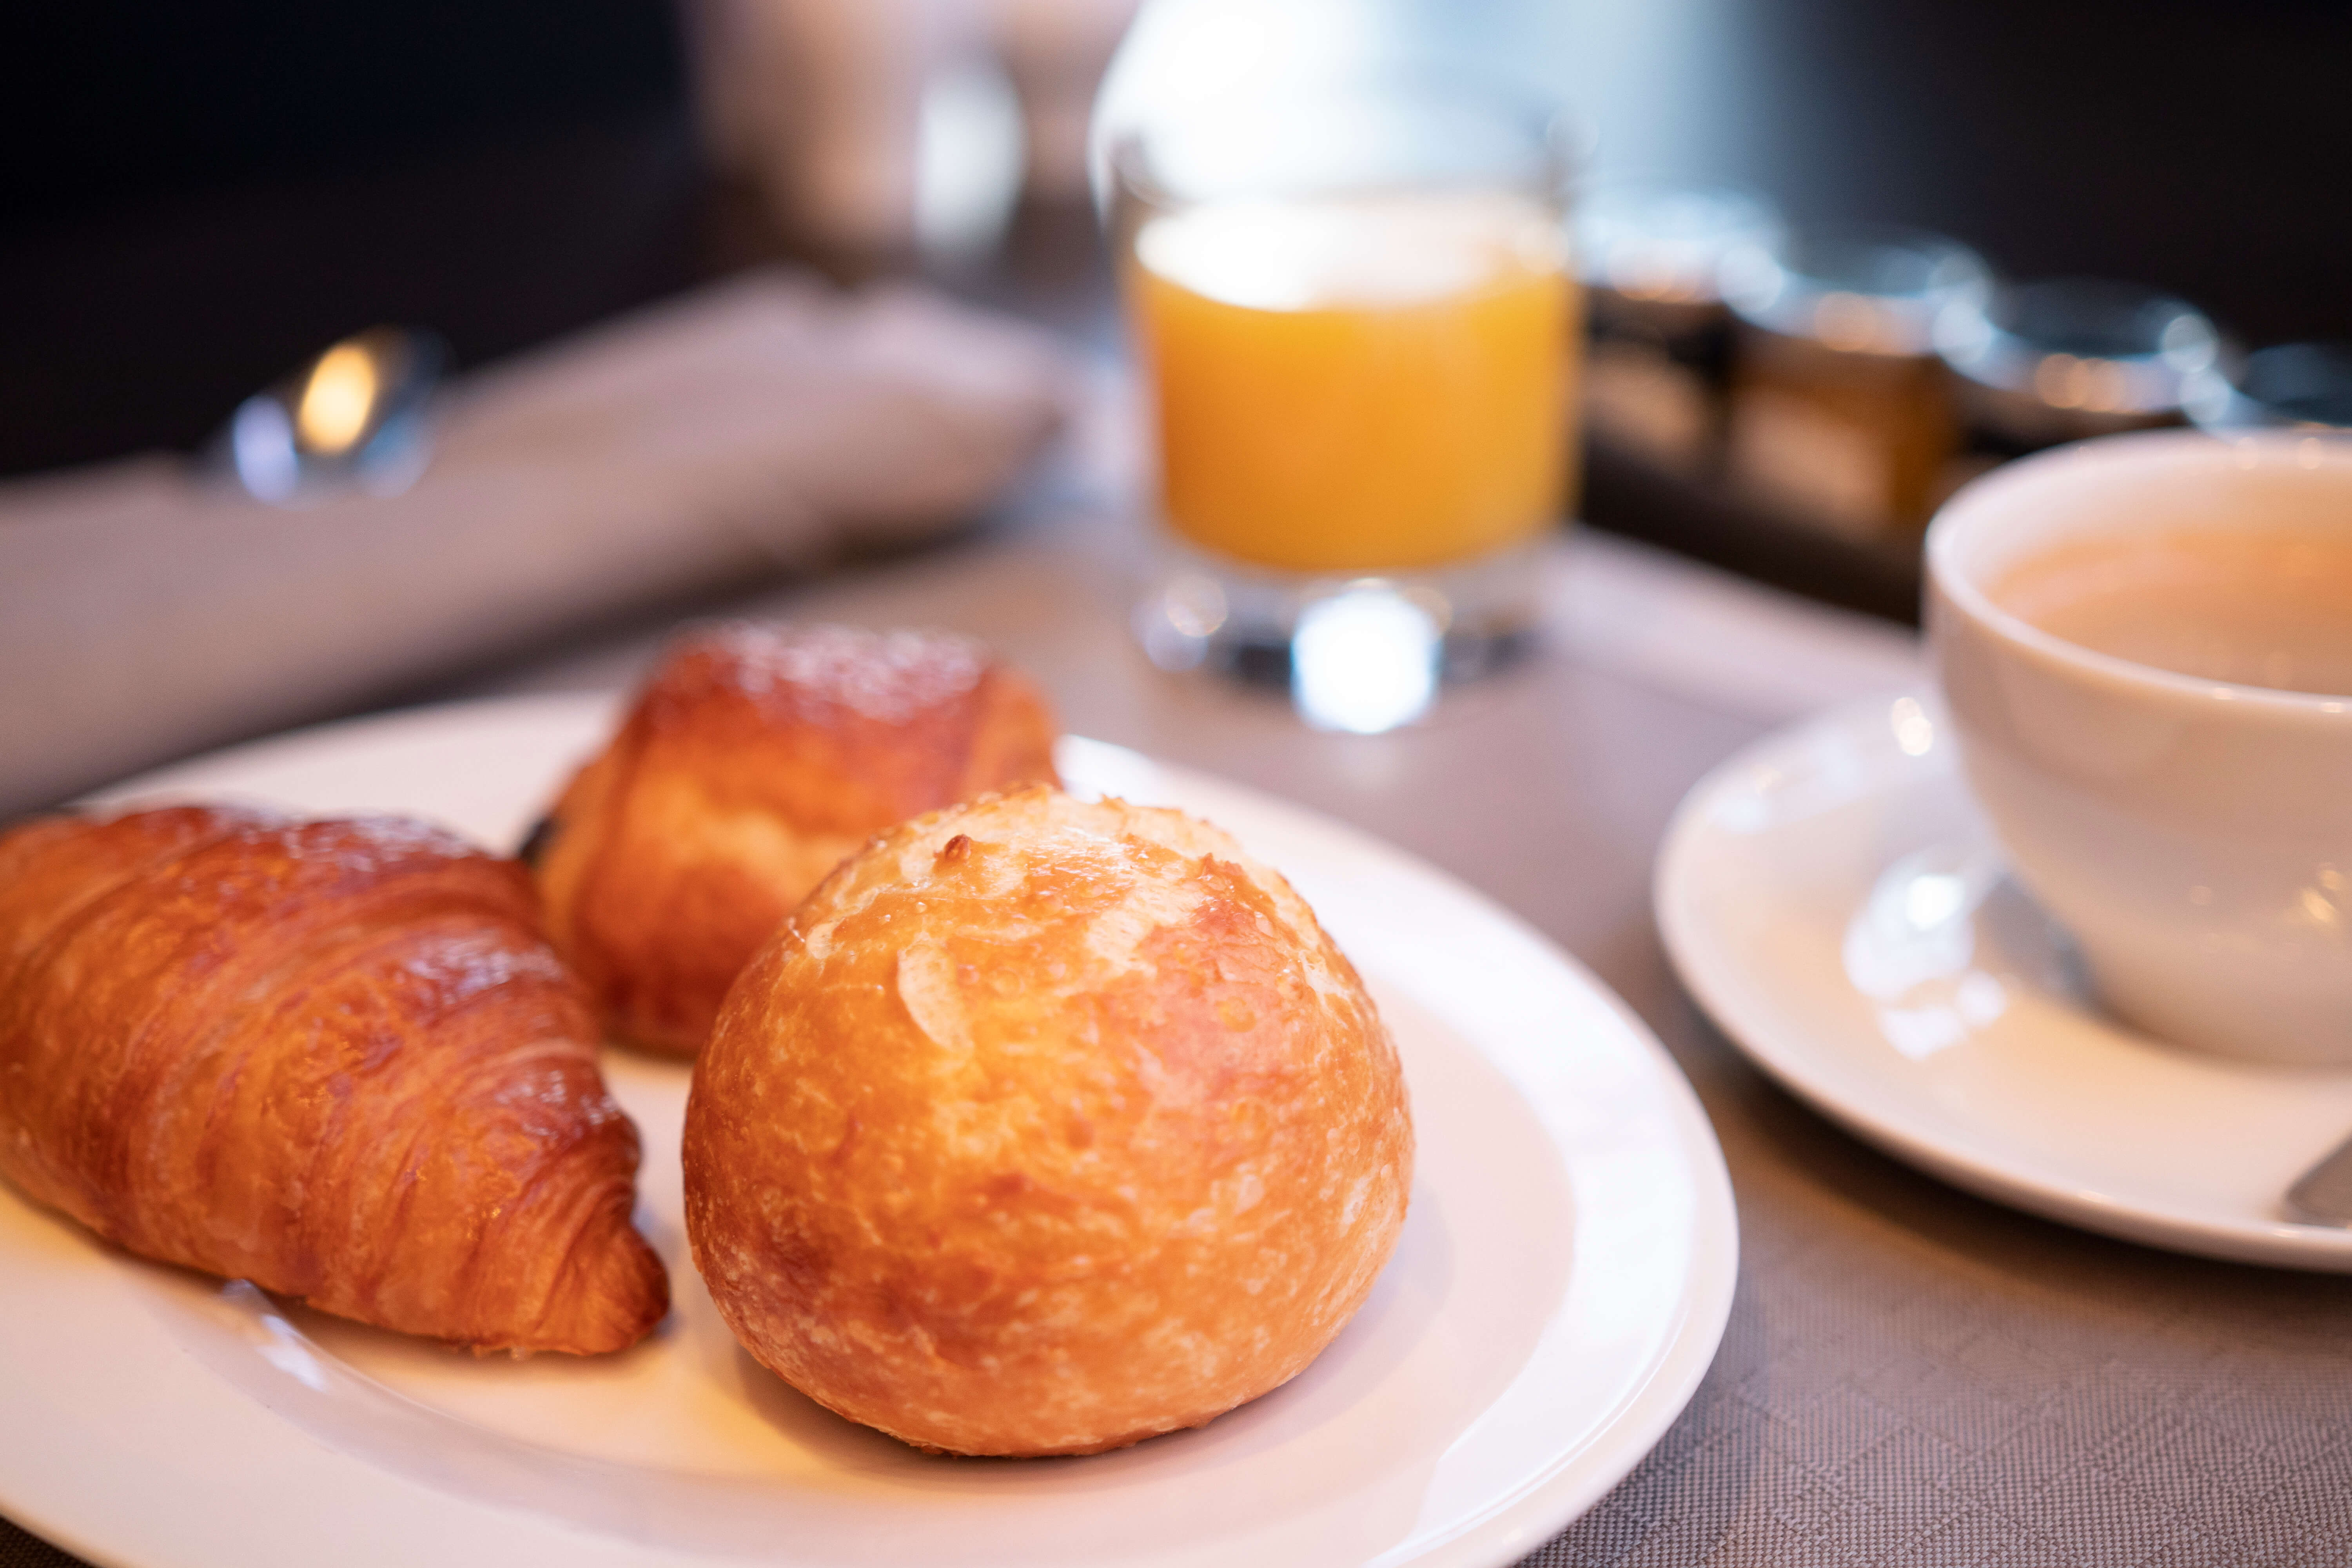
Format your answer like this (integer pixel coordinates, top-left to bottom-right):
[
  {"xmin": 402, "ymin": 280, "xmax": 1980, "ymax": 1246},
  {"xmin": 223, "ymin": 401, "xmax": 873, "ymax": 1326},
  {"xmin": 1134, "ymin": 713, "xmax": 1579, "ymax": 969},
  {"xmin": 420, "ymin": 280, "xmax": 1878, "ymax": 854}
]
[{"xmin": 6, "ymin": 504, "xmax": 2349, "ymax": 1568}]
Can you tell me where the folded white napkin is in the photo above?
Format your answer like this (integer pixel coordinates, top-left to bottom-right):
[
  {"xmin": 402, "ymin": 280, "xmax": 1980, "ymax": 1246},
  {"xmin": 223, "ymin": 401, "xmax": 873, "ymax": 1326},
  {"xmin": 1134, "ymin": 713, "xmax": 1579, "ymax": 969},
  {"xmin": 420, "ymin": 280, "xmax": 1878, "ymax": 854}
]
[{"xmin": 0, "ymin": 270, "xmax": 1070, "ymax": 816}]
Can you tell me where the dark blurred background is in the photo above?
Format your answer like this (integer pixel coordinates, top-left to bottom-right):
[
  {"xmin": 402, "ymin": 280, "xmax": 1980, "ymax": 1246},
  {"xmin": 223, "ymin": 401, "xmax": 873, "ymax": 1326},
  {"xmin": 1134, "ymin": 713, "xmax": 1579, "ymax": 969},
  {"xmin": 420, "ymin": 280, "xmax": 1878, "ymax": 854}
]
[
  {"xmin": 1547, "ymin": 0, "xmax": 2350, "ymax": 351},
  {"xmin": 0, "ymin": 0, "xmax": 702, "ymax": 475},
  {"xmin": 2, "ymin": 0, "xmax": 2344, "ymax": 500}
]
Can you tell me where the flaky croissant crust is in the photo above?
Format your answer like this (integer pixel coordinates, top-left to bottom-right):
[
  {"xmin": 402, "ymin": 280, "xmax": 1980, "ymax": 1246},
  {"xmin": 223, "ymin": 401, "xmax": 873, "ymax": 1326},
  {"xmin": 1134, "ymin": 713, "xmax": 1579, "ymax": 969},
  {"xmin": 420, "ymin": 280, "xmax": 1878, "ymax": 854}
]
[
  {"xmin": 0, "ymin": 804, "xmax": 667, "ymax": 1354},
  {"xmin": 534, "ymin": 622, "xmax": 1060, "ymax": 1054}
]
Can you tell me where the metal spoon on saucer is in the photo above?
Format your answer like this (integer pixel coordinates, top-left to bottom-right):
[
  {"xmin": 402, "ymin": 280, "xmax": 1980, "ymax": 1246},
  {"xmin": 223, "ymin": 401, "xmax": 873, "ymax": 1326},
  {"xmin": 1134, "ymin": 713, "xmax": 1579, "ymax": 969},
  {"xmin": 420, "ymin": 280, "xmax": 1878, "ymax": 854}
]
[
  {"xmin": 1860, "ymin": 844, "xmax": 2352, "ymax": 1229},
  {"xmin": 216, "ymin": 326, "xmax": 447, "ymax": 504},
  {"xmin": 2287, "ymin": 1136, "xmax": 2352, "ymax": 1226}
]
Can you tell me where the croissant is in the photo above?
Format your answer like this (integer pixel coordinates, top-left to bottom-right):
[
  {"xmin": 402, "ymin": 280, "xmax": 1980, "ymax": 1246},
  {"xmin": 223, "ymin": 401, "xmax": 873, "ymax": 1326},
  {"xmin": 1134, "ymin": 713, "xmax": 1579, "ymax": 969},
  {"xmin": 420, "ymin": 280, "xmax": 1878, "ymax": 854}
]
[
  {"xmin": 529, "ymin": 622, "xmax": 1060, "ymax": 1054},
  {"xmin": 0, "ymin": 804, "xmax": 668, "ymax": 1354}
]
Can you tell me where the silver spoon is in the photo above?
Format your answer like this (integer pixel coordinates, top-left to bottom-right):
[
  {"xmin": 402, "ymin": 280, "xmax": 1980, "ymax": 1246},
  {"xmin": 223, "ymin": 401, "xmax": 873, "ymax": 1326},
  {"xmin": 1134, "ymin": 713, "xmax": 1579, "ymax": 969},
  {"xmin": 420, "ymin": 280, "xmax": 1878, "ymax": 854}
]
[
  {"xmin": 217, "ymin": 326, "xmax": 446, "ymax": 504},
  {"xmin": 2286, "ymin": 1134, "xmax": 2352, "ymax": 1226},
  {"xmin": 1862, "ymin": 845, "xmax": 2352, "ymax": 1230}
]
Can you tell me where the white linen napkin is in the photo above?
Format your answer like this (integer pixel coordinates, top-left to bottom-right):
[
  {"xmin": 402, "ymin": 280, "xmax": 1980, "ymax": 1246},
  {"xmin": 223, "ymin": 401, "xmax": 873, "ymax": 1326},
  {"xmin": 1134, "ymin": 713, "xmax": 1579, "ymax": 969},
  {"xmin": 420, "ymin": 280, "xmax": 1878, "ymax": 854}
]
[{"xmin": 0, "ymin": 269, "xmax": 1070, "ymax": 817}]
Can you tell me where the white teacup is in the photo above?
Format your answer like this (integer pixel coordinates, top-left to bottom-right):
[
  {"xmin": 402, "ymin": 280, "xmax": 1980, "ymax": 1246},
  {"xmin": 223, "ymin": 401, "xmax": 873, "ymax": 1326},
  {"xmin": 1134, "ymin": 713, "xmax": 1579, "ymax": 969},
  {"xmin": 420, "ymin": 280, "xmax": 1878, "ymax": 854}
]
[{"xmin": 1927, "ymin": 430, "xmax": 2352, "ymax": 1066}]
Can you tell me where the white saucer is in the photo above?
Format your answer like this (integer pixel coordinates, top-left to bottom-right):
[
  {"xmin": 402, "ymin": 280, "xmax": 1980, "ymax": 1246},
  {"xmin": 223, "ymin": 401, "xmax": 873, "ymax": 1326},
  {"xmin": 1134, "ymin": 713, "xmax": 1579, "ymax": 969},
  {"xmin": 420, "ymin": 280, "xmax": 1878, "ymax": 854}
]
[{"xmin": 1657, "ymin": 691, "xmax": 2352, "ymax": 1272}]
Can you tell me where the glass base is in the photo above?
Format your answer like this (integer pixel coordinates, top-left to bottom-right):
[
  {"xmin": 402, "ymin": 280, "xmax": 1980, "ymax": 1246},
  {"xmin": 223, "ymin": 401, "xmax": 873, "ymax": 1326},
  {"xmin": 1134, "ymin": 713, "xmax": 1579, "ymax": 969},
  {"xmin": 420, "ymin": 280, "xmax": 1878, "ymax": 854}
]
[{"xmin": 1134, "ymin": 537, "xmax": 1545, "ymax": 733}]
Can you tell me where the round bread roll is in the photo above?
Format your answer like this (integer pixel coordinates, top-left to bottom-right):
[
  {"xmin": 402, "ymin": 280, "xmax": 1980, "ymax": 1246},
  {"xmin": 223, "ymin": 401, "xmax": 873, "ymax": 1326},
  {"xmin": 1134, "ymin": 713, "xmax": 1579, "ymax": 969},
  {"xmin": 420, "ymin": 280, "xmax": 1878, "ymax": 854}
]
[
  {"xmin": 683, "ymin": 786, "xmax": 1412, "ymax": 1456},
  {"xmin": 528, "ymin": 622, "xmax": 1058, "ymax": 1055}
]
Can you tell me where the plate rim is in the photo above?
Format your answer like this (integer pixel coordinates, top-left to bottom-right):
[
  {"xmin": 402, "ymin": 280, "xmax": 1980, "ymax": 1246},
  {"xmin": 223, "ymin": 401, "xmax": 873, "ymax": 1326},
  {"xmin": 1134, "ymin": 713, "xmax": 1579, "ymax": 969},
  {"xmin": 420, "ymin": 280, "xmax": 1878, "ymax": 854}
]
[
  {"xmin": 1, "ymin": 691, "xmax": 1739, "ymax": 1568},
  {"xmin": 1654, "ymin": 690, "xmax": 2352, "ymax": 1272}
]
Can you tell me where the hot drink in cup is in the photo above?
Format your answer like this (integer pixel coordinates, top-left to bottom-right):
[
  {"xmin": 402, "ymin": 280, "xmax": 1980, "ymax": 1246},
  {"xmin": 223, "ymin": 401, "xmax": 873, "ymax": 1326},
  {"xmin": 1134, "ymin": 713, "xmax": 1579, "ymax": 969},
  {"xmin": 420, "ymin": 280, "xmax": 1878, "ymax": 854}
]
[{"xmin": 1927, "ymin": 431, "xmax": 2352, "ymax": 1065}]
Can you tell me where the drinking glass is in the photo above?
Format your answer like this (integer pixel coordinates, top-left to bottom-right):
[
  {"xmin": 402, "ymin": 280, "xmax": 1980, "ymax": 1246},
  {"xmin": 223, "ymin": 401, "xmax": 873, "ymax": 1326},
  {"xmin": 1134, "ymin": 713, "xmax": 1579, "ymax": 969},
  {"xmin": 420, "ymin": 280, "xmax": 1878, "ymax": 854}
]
[{"xmin": 1111, "ymin": 74, "xmax": 1581, "ymax": 731}]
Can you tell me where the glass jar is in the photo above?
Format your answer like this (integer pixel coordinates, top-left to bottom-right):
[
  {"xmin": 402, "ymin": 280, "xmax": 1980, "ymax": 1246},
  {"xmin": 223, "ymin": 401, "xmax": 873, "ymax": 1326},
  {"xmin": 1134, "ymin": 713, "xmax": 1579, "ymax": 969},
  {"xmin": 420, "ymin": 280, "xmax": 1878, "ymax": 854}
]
[
  {"xmin": 2189, "ymin": 341, "xmax": 2352, "ymax": 434},
  {"xmin": 1937, "ymin": 278, "xmax": 2221, "ymax": 457},
  {"xmin": 1723, "ymin": 223, "xmax": 1990, "ymax": 539},
  {"xmin": 1575, "ymin": 181, "xmax": 1781, "ymax": 477}
]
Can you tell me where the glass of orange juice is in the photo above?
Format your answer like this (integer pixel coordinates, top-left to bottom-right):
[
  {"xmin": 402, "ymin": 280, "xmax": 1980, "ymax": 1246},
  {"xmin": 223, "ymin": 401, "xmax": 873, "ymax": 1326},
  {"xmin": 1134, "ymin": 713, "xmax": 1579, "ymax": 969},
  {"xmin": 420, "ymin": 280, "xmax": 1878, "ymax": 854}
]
[{"xmin": 1112, "ymin": 75, "xmax": 1581, "ymax": 730}]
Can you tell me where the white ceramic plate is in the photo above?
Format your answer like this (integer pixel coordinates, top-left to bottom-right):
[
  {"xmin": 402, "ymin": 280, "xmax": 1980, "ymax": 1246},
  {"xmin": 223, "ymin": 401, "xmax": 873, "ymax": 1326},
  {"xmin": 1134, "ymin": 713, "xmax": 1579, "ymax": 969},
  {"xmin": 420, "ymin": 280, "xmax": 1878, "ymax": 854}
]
[
  {"xmin": 1658, "ymin": 690, "xmax": 2352, "ymax": 1272},
  {"xmin": 1, "ymin": 693, "xmax": 1736, "ymax": 1568}
]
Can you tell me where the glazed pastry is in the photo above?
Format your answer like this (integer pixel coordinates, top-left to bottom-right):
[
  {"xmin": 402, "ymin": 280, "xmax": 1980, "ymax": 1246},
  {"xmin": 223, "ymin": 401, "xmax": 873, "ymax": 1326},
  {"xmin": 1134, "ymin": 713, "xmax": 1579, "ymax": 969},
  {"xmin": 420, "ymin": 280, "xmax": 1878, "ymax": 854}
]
[
  {"xmin": 0, "ymin": 805, "xmax": 668, "ymax": 1355},
  {"xmin": 530, "ymin": 622, "xmax": 1059, "ymax": 1054},
  {"xmin": 684, "ymin": 787, "xmax": 1413, "ymax": 1456}
]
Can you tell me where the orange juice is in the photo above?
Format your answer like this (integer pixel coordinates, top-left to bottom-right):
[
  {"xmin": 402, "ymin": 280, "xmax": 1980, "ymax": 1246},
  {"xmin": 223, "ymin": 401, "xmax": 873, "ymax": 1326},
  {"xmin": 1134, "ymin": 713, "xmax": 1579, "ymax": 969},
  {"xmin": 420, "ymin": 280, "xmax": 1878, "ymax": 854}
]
[{"xmin": 1129, "ymin": 191, "xmax": 1579, "ymax": 575}]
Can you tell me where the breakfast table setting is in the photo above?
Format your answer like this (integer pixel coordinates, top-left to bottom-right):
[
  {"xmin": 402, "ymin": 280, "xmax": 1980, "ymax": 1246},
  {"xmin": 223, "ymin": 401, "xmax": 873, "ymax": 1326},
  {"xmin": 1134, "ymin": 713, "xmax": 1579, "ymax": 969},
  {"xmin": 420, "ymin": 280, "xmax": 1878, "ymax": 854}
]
[
  {"xmin": 5, "ymin": 28, "xmax": 2352, "ymax": 1548},
  {"xmin": 333, "ymin": 434, "xmax": 2352, "ymax": 1568}
]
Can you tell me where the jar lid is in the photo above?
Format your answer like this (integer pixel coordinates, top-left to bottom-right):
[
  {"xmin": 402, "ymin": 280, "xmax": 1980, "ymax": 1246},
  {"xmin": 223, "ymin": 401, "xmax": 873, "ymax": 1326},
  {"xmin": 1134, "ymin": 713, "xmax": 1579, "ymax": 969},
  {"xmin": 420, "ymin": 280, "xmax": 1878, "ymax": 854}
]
[
  {"xmin": 1575, "ymin": 181, "xmax": 1782, "ymax": 306},
  {"xmin": 2189, "ymin": 342, "xmax": 2352, "ymax": 433},
  {"xmin": 1938, "ymin": 278, "xmax": 2219, "ymax": 415},
  {"xmin": 1724, "ymin": 223, "xmax": 1991, "ymax": 356}
]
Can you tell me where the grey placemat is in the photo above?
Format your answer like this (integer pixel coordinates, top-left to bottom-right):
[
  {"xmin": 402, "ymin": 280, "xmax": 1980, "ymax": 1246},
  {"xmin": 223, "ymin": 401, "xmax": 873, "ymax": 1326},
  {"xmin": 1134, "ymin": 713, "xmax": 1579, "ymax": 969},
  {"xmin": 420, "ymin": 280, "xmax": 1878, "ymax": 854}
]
[
  {"xmin": 0, "ymin": 1519, "xmax": 79, "ymax": 1568},
  {"xmin": 1524, "ymin": 989, "xmax": 2352, "ymax": 1568}
]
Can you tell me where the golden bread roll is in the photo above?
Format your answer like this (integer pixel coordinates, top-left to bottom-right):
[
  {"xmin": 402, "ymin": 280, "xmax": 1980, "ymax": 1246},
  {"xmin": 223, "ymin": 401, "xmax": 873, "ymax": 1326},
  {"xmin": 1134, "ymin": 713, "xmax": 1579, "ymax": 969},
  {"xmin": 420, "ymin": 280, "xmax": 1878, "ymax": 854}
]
[
  {"xmin": 0, "ymin": 804, "xmax": 668, "ymax": 1355},
  {"xmin": 684, "ymin": 786, "xmax": 1413, "ymax": 1455},
  {"xmin": 531, "ymin": 622, "xmax": 1060, "ymax": 1055}
]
